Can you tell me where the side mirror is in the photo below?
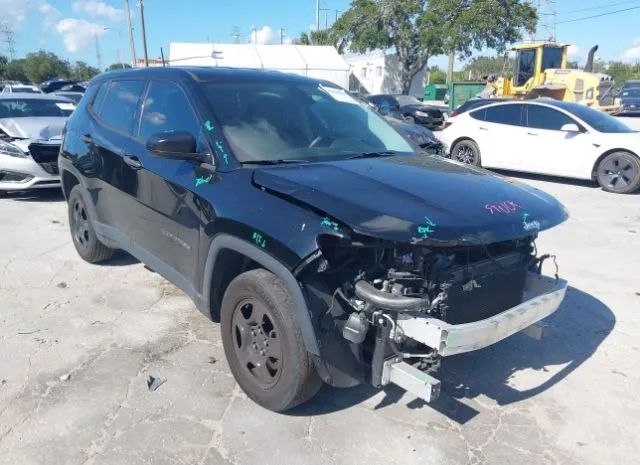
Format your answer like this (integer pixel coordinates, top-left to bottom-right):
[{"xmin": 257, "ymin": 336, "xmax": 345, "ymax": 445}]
[
  {"xmin": 146, "ymin": 131, "xmax": 206, "ymax": 162},
  {"xmin": 560, "ymin": 123, "xmax": 581, "ymax": 132}
]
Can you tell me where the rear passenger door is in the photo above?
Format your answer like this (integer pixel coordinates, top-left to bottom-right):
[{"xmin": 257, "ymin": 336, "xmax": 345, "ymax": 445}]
[
  {"xmin": 469, "ymin": 104, "xmax": 525, "ymax": 169},
  {"xmin": 122, "ymin": 79, "xmax": 211, "ymax": 287},
  {"xmin": 88, "ymin": 79, "xmax": 145, "ymax": 237}
]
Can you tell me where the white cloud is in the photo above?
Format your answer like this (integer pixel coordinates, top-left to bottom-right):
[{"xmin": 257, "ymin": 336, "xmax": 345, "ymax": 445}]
[
  {"xmin": 0, "ymin": 0, "xmax": 58, "ymax": 26},
  {"xmin": 39, "ymin": 2, "xmax": 62, "ymax": 30},
  {"xmin": 72, "ymin": 0, "xmax": 124, "ymax": 21},
  {"xmin": 622, "ymin": 38, "xmax": 640, "ymax": 63},
  {"xmin": 55, "ymin": 18, "xmax": 108, "ymax": 53},
  {"xmin": 250, "ymin": 26, "xmax": 277, "ymax": 45}
]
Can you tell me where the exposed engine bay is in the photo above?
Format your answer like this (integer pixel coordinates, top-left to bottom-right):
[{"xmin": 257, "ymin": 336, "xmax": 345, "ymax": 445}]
[{"xmin": 301, "ymin": 234, "xmax": 565, "ymax": 402}]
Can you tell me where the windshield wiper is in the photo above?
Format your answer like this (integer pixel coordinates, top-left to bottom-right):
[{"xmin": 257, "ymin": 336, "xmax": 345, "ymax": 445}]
[
  {"xmin": 347, "ymin": 150, "xmax": 398, "ymax": 159},
  {"xmin": 240, "ymin": 159, "xmax": 311, "ymax": 165}
]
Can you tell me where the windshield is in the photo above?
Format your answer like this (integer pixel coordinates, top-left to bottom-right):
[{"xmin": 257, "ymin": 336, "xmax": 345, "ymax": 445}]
[
  {"xmin": 203, "ymin": 81, "xmax": 413, "ymax": 163},
  {"xmin": 563, "ymin": 103, "xmax": 635, "ymax": 133},
  {"xmin": 0, "ymin": 98, "xmax": 75, "ymax": 118},
  {"xmin": 395, "ymin": 95, "xmax": 422, "ymax": 106},
  {"xmin": 621, "ymin": 88, "xmax": 640, "ymax": 98}
]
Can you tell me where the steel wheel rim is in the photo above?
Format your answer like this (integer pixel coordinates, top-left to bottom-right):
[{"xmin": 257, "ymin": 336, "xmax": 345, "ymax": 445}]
[
  {"xmin": 231, "ymin": 298, "xmax": 283, "ymax": 389},
  {"xmin": 454, "ymin": 144, "xmax": 476, "ymax": 164},
  {"xmin": 72, "ymin": 198, "xmax": 91, "ymax": 249},
  {"xmin": 600, "ymin": 156, "xmax": 637, "ymax": 190}
]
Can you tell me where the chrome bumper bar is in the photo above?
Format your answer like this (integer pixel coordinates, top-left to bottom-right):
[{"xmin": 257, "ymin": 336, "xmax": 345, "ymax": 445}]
[{"xmin": 394, "ymin": 273, "xmax": 568, "ymax": 357}]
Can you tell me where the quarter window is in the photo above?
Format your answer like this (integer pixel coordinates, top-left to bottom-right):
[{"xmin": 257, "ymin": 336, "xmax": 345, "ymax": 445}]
[
  {"xmin": 483, "ymin": 104, "xmax": 524, "ymax": 126},
  {"xmin": 526, "ymin": 105, "xmax": 575, "ymax": 131},
  {"xmin": 98, "ymin": 80, "xmax": 145, "ymax": 135},
  {"xmin": 91, "ymin": 81, "xmax": 109, "ymax": 114}
]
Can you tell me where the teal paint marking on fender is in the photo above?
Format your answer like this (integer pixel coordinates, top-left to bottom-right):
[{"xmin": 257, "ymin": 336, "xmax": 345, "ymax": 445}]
[
  {"xmin": 321, "ymin": 217, "xmax": 340, "ymax": 232},
  {"xmin": 195, "ymin": 175, "xmax": 212, "ymax": 187},
  {"xmin": 215, "ymin": 140, "xmax": 230, "ymax": 165},
  {"xmin": 204, "ymin": 120, "xmax": 214, "ymax": 131},
  {"xmin": 252, "ymin": 231, "xmax": 267, "ymax": 248},
  {"xmin": 417, "ymin": 216, "xmax": 437, "ymax": 239},
  {"xmin": 522, "ymin": 213, "xmax": 541, "ymax": 232}
]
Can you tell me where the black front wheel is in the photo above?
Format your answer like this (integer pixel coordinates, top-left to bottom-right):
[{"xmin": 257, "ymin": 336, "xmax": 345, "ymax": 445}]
[
  {"xmin": 596, "ymin": 152, "xmax": 640, "ymax": 194},
  {"xmin": 451, "ymin": 139, "xmax": 481, "ymax": 166},
  {"xmin": 221, "ymin": 269, "xmax": 322, "ymax": 412},
  {"xmin": 68, "ymin": 185, "xmax": 114, "ymax": 263}
]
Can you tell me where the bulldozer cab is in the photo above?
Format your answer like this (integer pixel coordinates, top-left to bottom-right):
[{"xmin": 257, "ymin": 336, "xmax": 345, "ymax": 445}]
[{"xmin": 512, "ymin": 43, "xmax": 568, "ymax": 92}]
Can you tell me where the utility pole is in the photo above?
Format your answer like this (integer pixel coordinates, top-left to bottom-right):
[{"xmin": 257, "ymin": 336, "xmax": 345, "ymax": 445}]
[
  {"xmin": 446, "ymin": 51, "xmax": 455, "ymax": 85},
  {"xmin": 95, "ymin": 33, "xmax": 102, "ymax": 70},
  {"xmin": 138, "ymin": 0, "xmax": 149, "ymax": 67},
  {"xmin": 1, "ymin": 22, "xmax": 16, "ymax": 60},
  {"xmin": 335, "ymin": 9, "xmax": 340, "ymax": 22},
  {"xmin": 279, "ymin": 28, "xmax": 285, "ymax": 45},
  {"xmin": 231, "ymin": 26, "xmax": 241, "ymax": 44},
  {"xmin": 124, "ymin": 0, "xmax": 137, "ymax": 66},
  {"xmin": 315, "ymin": 0, "xmax": 320, "ymax": 30}
]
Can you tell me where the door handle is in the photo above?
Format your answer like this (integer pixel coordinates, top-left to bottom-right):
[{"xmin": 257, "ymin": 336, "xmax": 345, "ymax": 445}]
[
  {"xmin": 527, "ymin": 132, "xmax": 538, "ymax": 136},
  {"xmin": 123, "ymin": 155, "xmax": 143, "ymax": 169},
  {"xmin": 479, "ymin": 127, "xmax": 488, "ymax": 131},
  {"xmin": 80, "ymin": 134, "xmax": 92, "ymax": 143}
]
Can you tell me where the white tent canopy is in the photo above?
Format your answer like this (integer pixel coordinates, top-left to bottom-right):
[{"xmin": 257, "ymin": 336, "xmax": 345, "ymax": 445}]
[{"xmin": 169, "ymin": 43, "xmax": 350, "ymax": 89}]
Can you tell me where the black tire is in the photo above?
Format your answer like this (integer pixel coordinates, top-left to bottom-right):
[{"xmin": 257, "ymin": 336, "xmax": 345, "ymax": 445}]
[
  {"xmin": 596, "ymin": 151, "xmax": 640, "ymax": 194},
  {"xmin": 451, "ymin": 139, "xmax": 482, "ymax": 166},
  {"xmin": 221, "ymin": 268, "xmax": 322, "ymax": 412},
  {"xmin": 68, "ymin": 185, "xmax": 114, "ymax": 263},
  {"xmin": 404, "ymin": 115, "xmax": 416, "ymax": 124}
]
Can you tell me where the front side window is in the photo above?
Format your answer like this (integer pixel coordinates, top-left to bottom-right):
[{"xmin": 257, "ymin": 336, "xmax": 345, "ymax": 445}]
[
  {"xmin": 515, "ymin": 49, "xmax": 536, "ymax": 87},
  {"xmin": 203, "ymin": 81, "xmax": 413, "ymax": 163},
  {"xmin": 483, "ymin": 104, "xmax": 524, "ymax": 126},
  {"xmin": 526, "ymin": 105, "xmax": 576, "ymax": 131},
  {"xmin": 138, "ymin": 80, "xmax": 207, "ymax": 152},
  {"xmin": 541, "ymin": 47, "xmax": 563, "ymax": 71},
  {"xmin": 98, "ymin": 80, "xmax": 145, "ymax": 135}
]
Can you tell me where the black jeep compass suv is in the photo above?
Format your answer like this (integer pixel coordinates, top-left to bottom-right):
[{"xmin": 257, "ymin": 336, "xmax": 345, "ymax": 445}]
[{"xmin": 60, "ymin": 67, "xmax": 569, "ymax": 411}]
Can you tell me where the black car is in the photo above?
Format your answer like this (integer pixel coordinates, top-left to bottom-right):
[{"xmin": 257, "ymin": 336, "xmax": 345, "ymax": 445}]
[
  {"xmin": 450, "ymin": 97, "xmax": 512, "ymax": 117},
  {"xmin": 367, "ymin": 94, "xmax": 445, "ymax": 128},
  {"xmin": 385, "ymin": 117, "xmax": 445, "ymax": 155},
  {"xmin": 618, "ymin": 86, "xmax": 640, "ymax": 116},
  {"xmin": 59, "ymin": 67, "xmax": 569, "ymax": 412},
  {"xmin": 39, "ymin": 79, "xmax": 78, "ymax": 93}
]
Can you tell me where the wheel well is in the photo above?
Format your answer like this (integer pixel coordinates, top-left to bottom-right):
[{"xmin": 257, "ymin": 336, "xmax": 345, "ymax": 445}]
[
  {"xmin": 61, "ymin": 170, "xmax": 80, "ymax": 200},
  {"xmin": 591, "ymin": 149, "xmax": 640, "ymax": 180},
  {"xmin": 207, "ymin": 248, "xmax": 260, "ymax": 321}
]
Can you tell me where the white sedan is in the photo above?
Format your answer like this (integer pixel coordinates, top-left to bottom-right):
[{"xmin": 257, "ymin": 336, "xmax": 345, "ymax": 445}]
[{"xmin": 439, "ymin": 100, "xmax": 640, "ymax": 194}]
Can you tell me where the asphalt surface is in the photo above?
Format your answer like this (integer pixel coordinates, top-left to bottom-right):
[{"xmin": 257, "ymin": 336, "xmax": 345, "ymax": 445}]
[{"xmin": 1, "ymin": 173, "xmax": 638, "ymax": 465}]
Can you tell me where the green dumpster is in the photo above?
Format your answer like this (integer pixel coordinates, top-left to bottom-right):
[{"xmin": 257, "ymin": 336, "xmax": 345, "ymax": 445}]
[
  {"xmin": 423, "ymin": 84, "xmax": 448, "ymax": 101},
  {"xmin": 448, "ymin": 82, "xmax": 486, "ymax": 112}
]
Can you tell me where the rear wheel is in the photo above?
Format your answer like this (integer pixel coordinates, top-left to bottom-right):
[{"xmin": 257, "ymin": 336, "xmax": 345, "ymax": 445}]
[
  {"xmin": 221, "ymin": 269, "xmax": 322, "ymax": 412},
  {"xmin": 596, "ymin": 151, "xmax": 640, "ymax": 194},
  {"xmin": 404, "ymin": 115, "xmax": 416, "ymax": 124},
  {"xmin": 68, "ymin": 185, "xmax": 114, "ymax": 263},
  {"xmin": 451, "ymin": 139, "xmax": 481, "ymax": 166}
]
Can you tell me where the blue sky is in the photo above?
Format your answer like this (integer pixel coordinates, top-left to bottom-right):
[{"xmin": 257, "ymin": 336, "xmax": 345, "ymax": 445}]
[{"xmin": 2, "ymin": 0, "xmax": 640, "ymax": 69}]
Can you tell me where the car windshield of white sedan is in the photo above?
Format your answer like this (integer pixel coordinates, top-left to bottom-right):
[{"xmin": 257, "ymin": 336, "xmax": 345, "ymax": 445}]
[
  {"xmin": 203, "ymin": 81, "xmax": 413, "ymax": 163},
  {"xmin": 0, "ymin": 99, "xmax": 75, "ymax": 118},
  {"xmin": 565, "ymin": 104, "xmax": 635, "ymax": 133}
]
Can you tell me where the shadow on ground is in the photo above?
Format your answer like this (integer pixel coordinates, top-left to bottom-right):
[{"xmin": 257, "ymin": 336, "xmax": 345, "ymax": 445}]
[{"xmin": 291, "ymin": 286, "xmax": 615, "ymax": 423}]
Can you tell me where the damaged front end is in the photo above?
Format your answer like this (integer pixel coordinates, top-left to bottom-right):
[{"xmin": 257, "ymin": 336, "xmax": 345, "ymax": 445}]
[{"xmin": 298, "ymin": 232, "xmax": 567, "ymax": 403}]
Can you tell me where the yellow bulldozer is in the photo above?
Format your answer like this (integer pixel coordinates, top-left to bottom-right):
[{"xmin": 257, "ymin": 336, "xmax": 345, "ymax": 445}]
[{"xmin": 493, "ymin": 43, "xmax": 619, "ymax": 112}]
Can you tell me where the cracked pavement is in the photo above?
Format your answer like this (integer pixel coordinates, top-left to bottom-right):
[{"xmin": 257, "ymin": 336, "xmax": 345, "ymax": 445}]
[{"xmin": 1, "ymin": 175, "xmax": 639, "ymax": 465}]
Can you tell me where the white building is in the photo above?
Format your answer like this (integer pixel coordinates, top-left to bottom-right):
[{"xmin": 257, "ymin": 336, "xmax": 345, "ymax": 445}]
[
  {"xmin": 169, "ymin": 43, "xmax": 350, "ymax": 89},
  {"xmin": 345, "ymin": 50, "xmax": 428, "ymax": 96}
]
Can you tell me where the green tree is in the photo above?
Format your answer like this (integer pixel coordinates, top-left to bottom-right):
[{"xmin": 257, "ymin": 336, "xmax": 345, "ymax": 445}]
[
  {"xmin": 2, "ymin": 59, "xmax": 28, "ymax": 82},
  {"xmin": 332, "ymin": 0, "xmax": 537, "ymax": 94},
  {"xmin": 426, "ymin": 66, "xmax": 446, "ymax": 84},
  {"xmin": 21, "ymin": 51, "xmax": 70, "ymax": 83},
  {"xmin": 294, "ymin": 30, "xmax": 342, "ymax": 50},
  {"xmin": 463, "ymin": 55, "xmax": 512, "ymax": 80},
  {"xmin": 0, "ymin": 55, "xmax": 8, "ymax": 77},
  {"xmin": 70, "ymin": 61, "xmax": 100, "ymax": 81},
  {"xmin": 106, "ymin": 62, "xmax": 132, "ymax": 71}
]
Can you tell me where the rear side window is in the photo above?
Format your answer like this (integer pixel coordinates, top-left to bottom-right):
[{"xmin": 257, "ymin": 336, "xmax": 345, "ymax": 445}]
[
  {"xmin": 98, "ymin": 80, "xmax": 145, "ymax": 135},
  {"xmin": 91, "ymin": 82, "xmax": 109, "ymax": 114},
  {"xmin": 484, "ymin": 104, "xmax": 524, "ymax": 126},
  {"xmin": 526, "ymin": 105, "xmax": 575, "ymax": 130}
]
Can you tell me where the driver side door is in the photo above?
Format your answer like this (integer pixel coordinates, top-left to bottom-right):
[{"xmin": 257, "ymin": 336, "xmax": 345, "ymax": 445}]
[{"xmin": 123, "ymin": 79, "xmax": 212, "ymax": 286}]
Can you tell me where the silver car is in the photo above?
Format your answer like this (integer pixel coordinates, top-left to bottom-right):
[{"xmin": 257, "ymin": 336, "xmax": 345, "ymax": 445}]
[{"xmin": 0, "ymin": 93, "xmax": 75, "ymax": 194}]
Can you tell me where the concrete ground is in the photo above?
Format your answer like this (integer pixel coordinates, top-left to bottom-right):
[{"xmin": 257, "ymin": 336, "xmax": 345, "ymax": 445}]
[{"xmin": 0, "ymin": 174, "xmax": 638, "ymax": 465}]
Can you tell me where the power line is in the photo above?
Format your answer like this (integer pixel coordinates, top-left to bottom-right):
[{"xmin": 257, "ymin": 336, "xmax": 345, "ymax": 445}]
[
  {"xmin": 556, "ymin": 5, "xmax": 640, "ymax": 24},
  {"xmin": 542, "ymin": 0, "xmax": 640, "ymax": 15}
]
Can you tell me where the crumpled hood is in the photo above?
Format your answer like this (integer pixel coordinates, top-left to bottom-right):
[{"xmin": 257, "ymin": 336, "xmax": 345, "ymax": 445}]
[
  {"xmin": 0, "ymin": 117, "xmax": 66, "ymax": 141},
  {"xmin": 253, "ymin": 155, "xmax": 569, "ymax": 245}
]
